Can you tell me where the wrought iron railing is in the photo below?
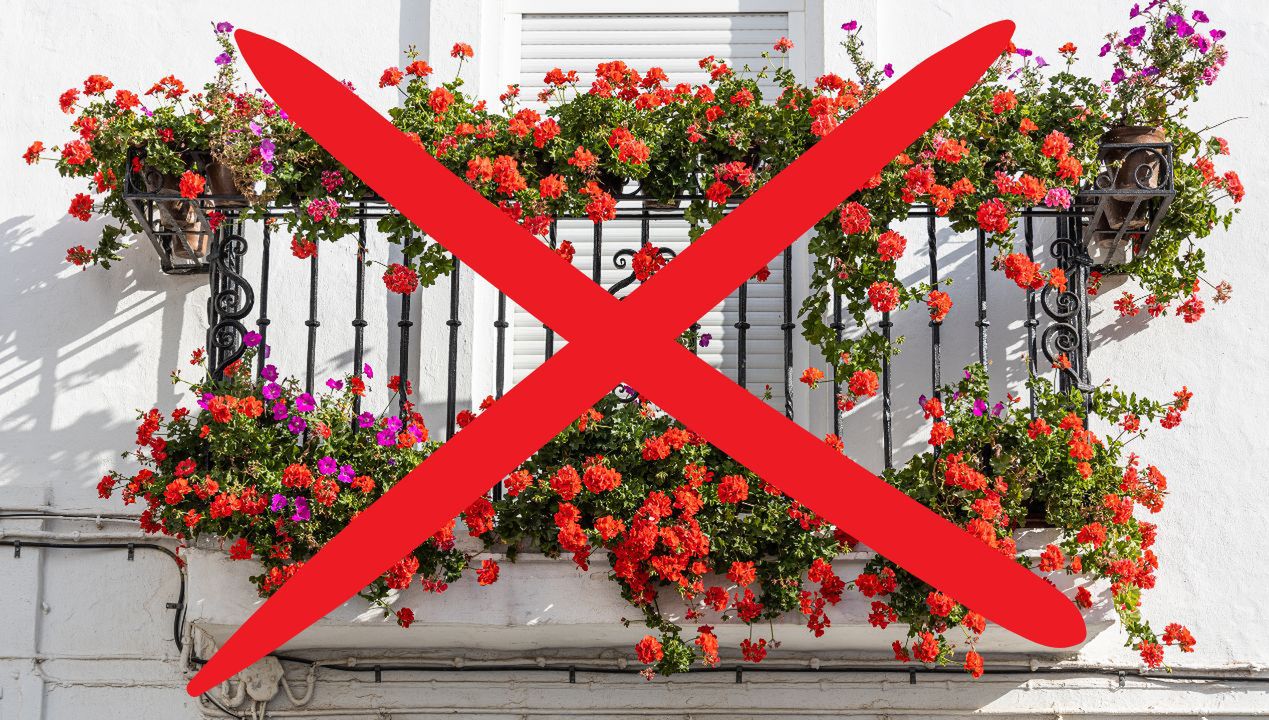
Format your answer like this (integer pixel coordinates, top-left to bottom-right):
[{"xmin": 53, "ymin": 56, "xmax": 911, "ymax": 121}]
[{"xmin": 117, "ymin": 150, "xmax": 1178, "ymax": 510}]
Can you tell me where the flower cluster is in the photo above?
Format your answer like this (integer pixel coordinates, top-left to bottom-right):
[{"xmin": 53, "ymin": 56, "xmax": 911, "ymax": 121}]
[
  {"xmin": 852, "ymin": 365, "xmax": 1194, "ymax": 675},
  {"xmin": 98, "ymin": 345, "xmax": 479, "ymax": 626},
  {"xmin": 471, "ymin": 394, "xmax": 852, "ymax": 676},
  {"xmin": 30, "ymin": 1, "xmax": 1240, "ymax": 353}
]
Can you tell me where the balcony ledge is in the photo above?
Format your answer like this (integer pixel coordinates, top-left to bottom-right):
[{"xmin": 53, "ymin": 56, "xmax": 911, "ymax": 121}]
[{"xmin": 187, "ymin": 527, "xmax": 1115, "ymax": 663}]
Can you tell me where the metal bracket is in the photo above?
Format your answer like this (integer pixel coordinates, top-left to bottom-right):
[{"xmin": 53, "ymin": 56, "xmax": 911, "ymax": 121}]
[{"xmin": 127, "ymin": 543, "xmax": 135, "ymax": 561}]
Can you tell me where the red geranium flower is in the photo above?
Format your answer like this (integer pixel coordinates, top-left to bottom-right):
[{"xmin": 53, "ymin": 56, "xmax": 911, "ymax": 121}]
[
  {"xmin": 383, "ymin": 263, "xmax": 419, "ymax": 295},
  {"xmin": 68, "ymin": 193, "xmax": 93, "ymax": 221},
  {"xmin": 178, "ymin": 170, "xmax": 206, "ymax": 199}
]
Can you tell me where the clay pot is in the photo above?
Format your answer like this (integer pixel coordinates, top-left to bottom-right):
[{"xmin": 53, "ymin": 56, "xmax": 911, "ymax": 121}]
[
  {"xmin": 205, "ymin": 158, "xmax": 247, "ymax": 208},
  {"xmin": 1085, "ymin": 126, "xmax": 1168, "ymax": 268},
  {"xmin": 140, "ymin": 163, "xmax": 211, "ymax": 261},
  {"xmin": 1099, "ymin": 125, "xmax": 1167, "ymax": 227}
]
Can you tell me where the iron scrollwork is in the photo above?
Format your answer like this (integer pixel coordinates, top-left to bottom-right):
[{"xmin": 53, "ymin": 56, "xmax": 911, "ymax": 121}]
[
  {"xmin": 606, "ymin": 245, "xmax": 679, "ymax": 402},
  {"xmin": 206, "ymin": 224, "xmax": 254, "ymax": 380},
  {"xmin": 1040, "ymin": 230, "xmax": 1093, "ymax": 393}
]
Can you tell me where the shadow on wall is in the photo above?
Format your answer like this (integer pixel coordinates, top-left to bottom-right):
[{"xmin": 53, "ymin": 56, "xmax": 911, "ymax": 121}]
[{"xmin": 0, "ymin": 214, "xmax": 200, "ymax": 508}]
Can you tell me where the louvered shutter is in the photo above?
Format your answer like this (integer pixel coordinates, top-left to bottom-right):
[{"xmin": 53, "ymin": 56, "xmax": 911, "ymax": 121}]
[{"xmin": 508, "ymin": 12, "xmax": 796, "ymax": 412}]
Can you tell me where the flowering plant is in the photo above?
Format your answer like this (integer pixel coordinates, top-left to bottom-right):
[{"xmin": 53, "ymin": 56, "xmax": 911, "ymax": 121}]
[
  {"xmin": 859, "ymin": 365, "xmax": 1194, "ymax": 675},
  {"xmin": 29, "ymin": 2, "xmax": 1243, "ymax": 381},
  {"xmin": 1092, "ymin": 0, "xmax": 1241, "ymax": 315},
  {"xmin": 95, "ymin": 344, "xmax": 485, "ymax": 627},
  {"xmin": 102, "ymin": 351, "xmax": 1199, "ymax": 675},
  {"xmin": 1102, "ymin": 1, "xmax": 1228, "ymax": 127},
  {"xmin": 476, "ymin": 393, "xmax": 852, "ymax": 675}
]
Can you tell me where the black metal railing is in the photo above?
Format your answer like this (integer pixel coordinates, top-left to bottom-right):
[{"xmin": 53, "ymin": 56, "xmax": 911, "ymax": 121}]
[{"xmin": 121, "ymin": 154, "xmax": 1157, "ymax": 507}]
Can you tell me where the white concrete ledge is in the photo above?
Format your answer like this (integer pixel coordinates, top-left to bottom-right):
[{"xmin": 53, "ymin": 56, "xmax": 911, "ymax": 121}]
[{"xmin": 187, "ymin": 528, "xmax": 1116, "ymax": 662}]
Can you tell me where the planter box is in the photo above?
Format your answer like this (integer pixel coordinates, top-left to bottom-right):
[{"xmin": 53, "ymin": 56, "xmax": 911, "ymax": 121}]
[{"xmin": 186, "ymin": 528, "xmax": 1115, "ymax": 663}]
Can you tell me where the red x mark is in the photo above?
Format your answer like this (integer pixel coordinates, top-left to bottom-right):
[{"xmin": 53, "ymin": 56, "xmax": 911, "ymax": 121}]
[{"xmin": 188, "ymin": 21, "xmax": 1084, "ymax": 696}]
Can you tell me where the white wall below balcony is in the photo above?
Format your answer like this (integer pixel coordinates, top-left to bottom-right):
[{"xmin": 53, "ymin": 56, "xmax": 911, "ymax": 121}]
[{"xmin": 2, "ymin": 1, "xmax": 1268, "ymax": 719}]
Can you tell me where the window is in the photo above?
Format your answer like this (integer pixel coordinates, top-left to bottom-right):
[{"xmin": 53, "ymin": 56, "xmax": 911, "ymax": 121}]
[{"xmin": 498, "ymin": 9, "xmax": 811, "ymax": 419}]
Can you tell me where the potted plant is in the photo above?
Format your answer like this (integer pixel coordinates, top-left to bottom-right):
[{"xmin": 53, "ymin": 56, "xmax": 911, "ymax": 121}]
[{"xmin": 1091, "ymin": 2, "xmax": 1230, "ymax": 267}]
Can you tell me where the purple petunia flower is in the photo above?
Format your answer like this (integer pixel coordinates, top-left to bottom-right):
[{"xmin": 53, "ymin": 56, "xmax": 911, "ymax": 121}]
[
  {"xmin": 318, "ymin": 456, "xmax": 337, "ymax": 475},
  {"xmin": 883, "ymin": 63, "xmax": 894, "ymax": 78},
  {"xmin": 699, "ymin": 333, "xmax": 712, "ymax": 348},
  {"xmin": 1210, "ymin": 29, "xmax": 1226, "ymax": 41},
  {"xmin": 384, "ymin": 416, "xmax": 403, "ymax": 433},
  {"xmin": 288, "ymin": 416, "xmax": 307, "ymax": 434},
  {"xmin": 260, "ymin": 138, "xmax": 275, "ymax": 162},
  {"xmin": 215, "ymin": 52, "xmax": 233, "ymax": 66},
  {"xmin": 291, "ymin": 497, "xmax": 310, "ymax": 522},
  {"xmin": 1129, "ymin": 3, "xmax": 1141, "ymax": 18},
  {"xmin": 243, "ymin": 331, "xmax": 262, "ymax": 347},
  {"xmin": 1035, "ymin": 56, "xmax": 1049, "ymax": 68},
  {"xmin": 1141, "ymin": 65, "xmax": 1160, "ymax": 77},
  {"xmin": 215, "ymin": 21, "xmax": 234, "ymax": 34},
  {"xmin": 295, "ymin": 393, "xmax": 316, "ymax": 412},
  {"xmin": 376, "ymin": 428, "xmax": 397, "ymax": 446},
  {"xmin": 326, "ymin": 378, "xmax": 344, "ymax": 391},
  {"xmin": 261, "ymin": 161, "xmax": 275, "ymax": 175},
  {"xmin": 272, "ymin": 401, "xmax": 288, "ymax": 421},
  {"xmin": 363, "ymin": 363, "xmax": 374, "ymax": 379},
  {"xmin": 270, "ymin": 493, "xmax": 288, "ymax": 512},
  {"xmin": 262, "ymin": 382, "xmax": 282, "ymax": 400},
  {"xmin": 338, "ymin": 465, "xmax": 355, "ymax": 483},
  {"xmin": 1099, "ymin": 42, "xmax": 1112, "ymax": 57},
  {"xmin": 261, "ymin": 364, "xmax": 278, "ymax": 382},
  {"xmin": 198, "ymin": 392, "xmax": 214, "ymax": 410},
  {"xmin": 992, "ymin": 402, "xmax": 1005, "ymax": 417},
  {"xmin": 841, "ymin": 20, "xmax": 858, "ymax": 31},
  {"xmin": 1192, "ymin": 10, "xmax": 1208, "ymax": 23},
  {"xmin": 357, "ymin": 412, "xmax": 376, "ymax": 429},
  {"xmin": 248, "ymin": 121, "xmax": 263, "ymax": 136},
  {"xmin": 1111, "ymin": 67, "xmax": 1127, "ymax": 84},
  {"xmin": 1016, "ymin": 48, "xmax": 1032, "ymax": 57},
  {"xmin": 973, "ymin": 398, "xmax": 988, "ymax": 417},
  {"xmin": 964, "ymin": 369, "xmax": 973, "ymax": 380}
]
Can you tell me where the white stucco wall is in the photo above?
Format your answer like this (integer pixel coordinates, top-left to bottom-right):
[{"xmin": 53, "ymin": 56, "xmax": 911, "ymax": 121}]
[{"xmin": 1, "ymin": 1, "xmax": 1266, "ymax": 718}]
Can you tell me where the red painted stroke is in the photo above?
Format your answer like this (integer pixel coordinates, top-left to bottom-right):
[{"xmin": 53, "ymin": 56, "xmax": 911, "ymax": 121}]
[{"xmin": 188, "ymin": 20, "xmax": 1084, "ymax": 697}]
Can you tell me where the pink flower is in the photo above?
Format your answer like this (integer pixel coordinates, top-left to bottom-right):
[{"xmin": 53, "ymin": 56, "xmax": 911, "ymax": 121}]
[{"xmin": 1043, "ymin": 187, "xmax": 1072, "ymax": 209}]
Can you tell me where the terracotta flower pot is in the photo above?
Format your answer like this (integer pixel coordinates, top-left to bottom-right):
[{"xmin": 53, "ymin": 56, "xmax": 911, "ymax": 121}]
[
  {"xmin": 205, "ymin": 158, "xmax": 247, "ymax": 208},
  {"xmin": 140, "ymin": 163, "xmax": 211, "ymax": 261},
  {"xmin": 1099, "ymin": 125, "xmax": 1167, "ymax": 227},
  {"xmin": 1086, "ymin": 126, "xmax": 1168, "ymax": 269}
]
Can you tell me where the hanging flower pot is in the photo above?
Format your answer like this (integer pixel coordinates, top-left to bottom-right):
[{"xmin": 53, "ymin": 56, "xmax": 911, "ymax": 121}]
[
  {"xmin": 139, "ymin": 157, "xmax": 212, "ymax": 261},
  {"xmin": 206, "ymin": 157, "xmax": 247, "ymax": 208},
  {"xmin": 1083, "ymin": 126, "xmax": 1174, "ymax": 271}
]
